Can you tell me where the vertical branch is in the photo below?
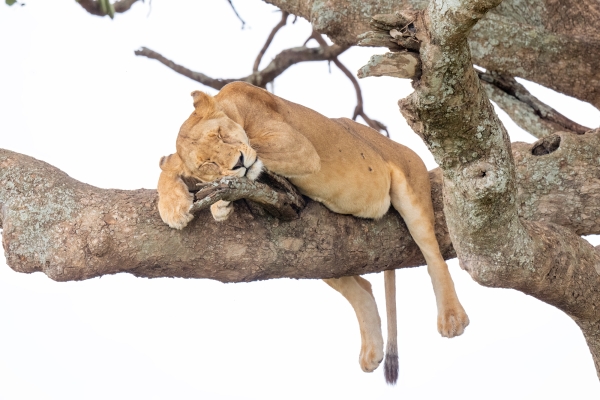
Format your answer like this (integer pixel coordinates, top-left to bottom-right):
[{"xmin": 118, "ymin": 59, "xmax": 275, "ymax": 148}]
[{"xmin": 253, "ymin": 11, "xmax": 290, "ymax": 72}]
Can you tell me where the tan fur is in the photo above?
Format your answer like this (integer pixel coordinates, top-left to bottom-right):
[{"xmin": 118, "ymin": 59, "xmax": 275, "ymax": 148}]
[{"xmin": 157, "ymin": 82, "xmax": 469, "ymax": 381}]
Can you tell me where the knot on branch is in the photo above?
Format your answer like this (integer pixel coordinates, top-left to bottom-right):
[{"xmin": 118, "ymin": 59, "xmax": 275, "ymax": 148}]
[
  {"xmin": 191, "ymin": 170, "xmax": 305, "ymax": 221},
  {"xmin": 357, "ymin": 12, "xmax": 421, "ymax": 80},
  {"xmin": 361, "ymin": 12, "xmax": 420, "ymax": 52},
  {"xmin": 531, "ymin": 134, "xmax": 561, "ymax": 156}
]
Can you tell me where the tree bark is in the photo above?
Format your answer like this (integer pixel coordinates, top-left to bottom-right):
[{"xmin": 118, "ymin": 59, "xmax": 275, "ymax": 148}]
[
  {"xmin": 391, "ymin": 0, "xmax": 600, "ymax": 377},
  {"xmin": 264, "ymin": 0, "xmax": 600, "ymax": 109},
  {"xmin": 2, "ymin": 134, "xmax": 599, "ymax": 279}
]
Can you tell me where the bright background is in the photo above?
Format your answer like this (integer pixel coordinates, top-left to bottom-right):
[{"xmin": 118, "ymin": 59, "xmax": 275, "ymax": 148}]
[{"xmin": 1, "ymin": 1, "xmax": 600, "ymax": 399}]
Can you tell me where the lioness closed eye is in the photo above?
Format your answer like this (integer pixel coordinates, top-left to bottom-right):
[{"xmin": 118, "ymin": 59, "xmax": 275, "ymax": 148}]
[{"xmin": 157, "ymin": 81, "xmax": 469, "ymax": 384}]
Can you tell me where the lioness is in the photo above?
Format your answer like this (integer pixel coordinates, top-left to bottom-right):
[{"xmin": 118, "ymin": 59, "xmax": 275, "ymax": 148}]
[{"xmin": 157, "ymin": 82, "xmax": 469, "ymax": 384}]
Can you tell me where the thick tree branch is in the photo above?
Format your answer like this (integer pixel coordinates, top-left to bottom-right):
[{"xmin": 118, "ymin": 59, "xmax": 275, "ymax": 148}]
[
  {"xmin": 264, "ymin": 0, "xmax": 600, "ymax": 108},
  {"xmin": 394, "ymin": 0, "xmax": 600, "ymax": 377},
  {"xmin": 479, "ymin": 71, "xmax": 591, "ymax": 138},
  {"xmin": 134, "ymin": 44, "xmax": 348, "ymax": 90},
  {"xmin": 2, "ymin": 132, "xmax": 600, "ymax": 279}
]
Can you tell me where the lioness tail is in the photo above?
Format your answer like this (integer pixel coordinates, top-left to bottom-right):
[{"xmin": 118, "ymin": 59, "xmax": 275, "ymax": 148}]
[{"xmin": 383, "ymin": 269, "xmax": 399, "ymax": 385}]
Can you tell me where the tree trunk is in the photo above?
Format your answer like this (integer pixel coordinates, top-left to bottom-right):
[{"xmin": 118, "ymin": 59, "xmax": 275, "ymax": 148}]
[{"xmin": 391, "ymin": 0, "xmax": 600, "ymax": 377}]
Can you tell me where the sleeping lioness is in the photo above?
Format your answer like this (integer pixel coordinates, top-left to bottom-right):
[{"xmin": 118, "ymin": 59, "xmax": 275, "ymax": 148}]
[{"xmin": 157, "ymin": 82, "xmax": 469, "ymax": 384}]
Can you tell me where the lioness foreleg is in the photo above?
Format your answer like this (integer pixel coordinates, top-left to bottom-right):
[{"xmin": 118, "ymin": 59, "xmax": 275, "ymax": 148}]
[
  {"xmin": 324, "ymin": 276, "xmax": 384, "ymax": 372},
  {"xmin": 157, "ymin": 154, "xmax": 194, "ymax": 229}
]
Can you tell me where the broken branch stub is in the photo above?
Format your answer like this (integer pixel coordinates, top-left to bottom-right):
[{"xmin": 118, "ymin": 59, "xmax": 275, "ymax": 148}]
[{"xmin": 357, "ymin": 52, "xmax": 421, "ymax": 79}]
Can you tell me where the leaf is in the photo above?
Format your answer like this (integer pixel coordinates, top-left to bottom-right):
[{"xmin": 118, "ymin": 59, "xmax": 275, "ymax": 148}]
[
  {"xmin": 107, "ymin": 1, "xmax": 114, "ymax": 19},
  {"xmin": 5, "ymin": 0, "xmax": 17, "ymax": 5},
  {"xmin": 99, "ymin": 0, "xmax": 107, "ymax": 14}
]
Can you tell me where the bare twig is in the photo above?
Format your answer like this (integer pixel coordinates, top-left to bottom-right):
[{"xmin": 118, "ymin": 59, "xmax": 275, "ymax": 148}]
[
  {"xmin": 253, "ymin": 11, "xmax": 289, "ymax": 72},
  {"xmin": 479, "ymin": 71, "xmax": 591, "ymax": 137},
  {"xmin": 134, "ymin": 47, "xmax": 237, "ymax": 90},
  {"xmin": 135, "ymin": 44, "xmax": 348, "ymax": 89},
  {"xmin": 192, "ymin": 170, "xmax": 305, "ymax": 221},
  {"xmin": 309, "ymin": 32, "xmax": 389, "ymax": 136},
  {"xmin": 226, "ymin": 0, "xmax": 246, "ymax": 29},
  {"xmin": 75, "ymin": 0, "xmax": 141, "ymax": 17}
]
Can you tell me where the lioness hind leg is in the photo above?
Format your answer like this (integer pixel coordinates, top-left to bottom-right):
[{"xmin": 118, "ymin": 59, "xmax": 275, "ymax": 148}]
[
  {"xmin": 390, "ymin": 170, "xmax": 469, "ymax": 338},
  {"xmin": 324, "ymin": 276, "xmax": 384, "ymax": 372}
]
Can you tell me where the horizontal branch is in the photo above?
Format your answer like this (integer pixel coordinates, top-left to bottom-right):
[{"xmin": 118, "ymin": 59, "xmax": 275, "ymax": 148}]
[
  {"xmin": 135, "ymin": 43, "xmax": 348, "ymax": 89},
  {"xmin": 2, "ymin": 132, "xmax": 599, "ymax": 282},
  {"xmin": 134, "ymin": 47, "xmax": 238, "ymax": 90}
]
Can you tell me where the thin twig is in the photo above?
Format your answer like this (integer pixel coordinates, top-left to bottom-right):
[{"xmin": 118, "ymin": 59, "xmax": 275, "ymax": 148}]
[
  {"xmin": 254, "ymin": 11, "xmax": 289, "ymax": 72},
  {"xmin": 309, "ymin": 32, "xmax": 389, "ymax": 136},
  {"xmin": 226, "ymin": 0, "xmax": 246, "ymax": 29},
  {"xmin": 191, "ymin": 171, "xmax": 305, "ymax": 221}
]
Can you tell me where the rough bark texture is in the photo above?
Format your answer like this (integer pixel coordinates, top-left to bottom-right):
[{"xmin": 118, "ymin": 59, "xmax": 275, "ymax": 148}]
[
  {"xmin": 2, "ymin": 131, "xmax": 599, "ymax": 279},
  {"xmin": 479, "ymin": 71, "xmax": 591, "ymax": 138},
  {"xmin": 0, "ymin": 149, "xmax": 452, "ymax": 283},
  {"xmin": 264, "ymin": 0, "xmax": 600, "ymax": 109},
  {"xmin": 392, "ymin": 0, "xmax": 600, "ymax": 377}
]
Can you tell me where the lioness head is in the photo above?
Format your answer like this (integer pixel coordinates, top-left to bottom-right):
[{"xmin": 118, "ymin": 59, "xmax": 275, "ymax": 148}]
[{"xmin": 160, "ymin": 90, "xmax": 263, "ymax": 183}]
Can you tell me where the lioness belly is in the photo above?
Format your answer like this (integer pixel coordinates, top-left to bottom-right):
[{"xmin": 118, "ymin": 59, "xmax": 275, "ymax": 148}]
[{"xmin": 289, "ymin": 158, "xmax": 392, "ymax": 219}]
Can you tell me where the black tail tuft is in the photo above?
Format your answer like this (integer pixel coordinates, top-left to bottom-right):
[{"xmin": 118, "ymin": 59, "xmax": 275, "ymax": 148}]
[{"xmin": 384, "ymin": 343, "xmax": 399, "ymax": 385}]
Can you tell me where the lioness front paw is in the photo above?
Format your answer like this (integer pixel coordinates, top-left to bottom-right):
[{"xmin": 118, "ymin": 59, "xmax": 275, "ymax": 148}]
[
  {"xmin": 210, "ymin": 200, "xmax": 233, "ymax": 221},
  {"xmin": 438, "ymin": 303, "xmax": 469, "ymax": 338},
  {"xmin": 158, "ymin": 192, "xmax": 194, "ymax": 230},
  {"xmin": 359, "ymin": 340, "xmax": 384, "ymax": 373}
]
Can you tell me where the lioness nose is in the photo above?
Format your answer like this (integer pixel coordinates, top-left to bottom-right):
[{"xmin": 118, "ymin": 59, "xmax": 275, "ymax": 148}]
[{"xmin": 232, "ymin": 153, "xmax": 244, "ymax": 170}]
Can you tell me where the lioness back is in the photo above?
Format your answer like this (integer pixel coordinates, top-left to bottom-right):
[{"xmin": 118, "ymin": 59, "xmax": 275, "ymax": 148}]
[{"xmin": 216, "ymin": 82, "xmax": 429, "ymax": 219}]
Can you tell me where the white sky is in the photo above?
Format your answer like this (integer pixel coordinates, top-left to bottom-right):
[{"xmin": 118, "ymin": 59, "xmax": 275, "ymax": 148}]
[{"xmin": 1, "ymin": 1, "xmax": 600, "ymax": 399}]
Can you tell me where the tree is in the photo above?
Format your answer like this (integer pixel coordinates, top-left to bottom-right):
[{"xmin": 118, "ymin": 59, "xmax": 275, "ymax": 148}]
[{"xmin": 1, "ymin": 0, "xmax": 599, "ymax": 398}]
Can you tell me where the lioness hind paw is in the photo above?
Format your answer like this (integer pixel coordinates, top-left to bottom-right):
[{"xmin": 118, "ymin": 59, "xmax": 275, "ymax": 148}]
[{"xmin": 359, "ymin": 344, "xmax": 384, "ymax": 373}]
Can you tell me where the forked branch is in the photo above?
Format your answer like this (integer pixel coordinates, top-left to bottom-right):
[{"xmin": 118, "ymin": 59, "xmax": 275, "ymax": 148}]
[{"xmin": 134, "ymin": 44, "xmax": 348, "ymax": 90}]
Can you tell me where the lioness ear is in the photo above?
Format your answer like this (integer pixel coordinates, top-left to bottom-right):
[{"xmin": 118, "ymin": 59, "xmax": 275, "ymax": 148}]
[
  {"xmin": 159, "ymin": 153, "xmax": 183, "ymax": 172},
  {"xmin": 191, "ymin": 90, "xmax": 219, "ymax": 115}
]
